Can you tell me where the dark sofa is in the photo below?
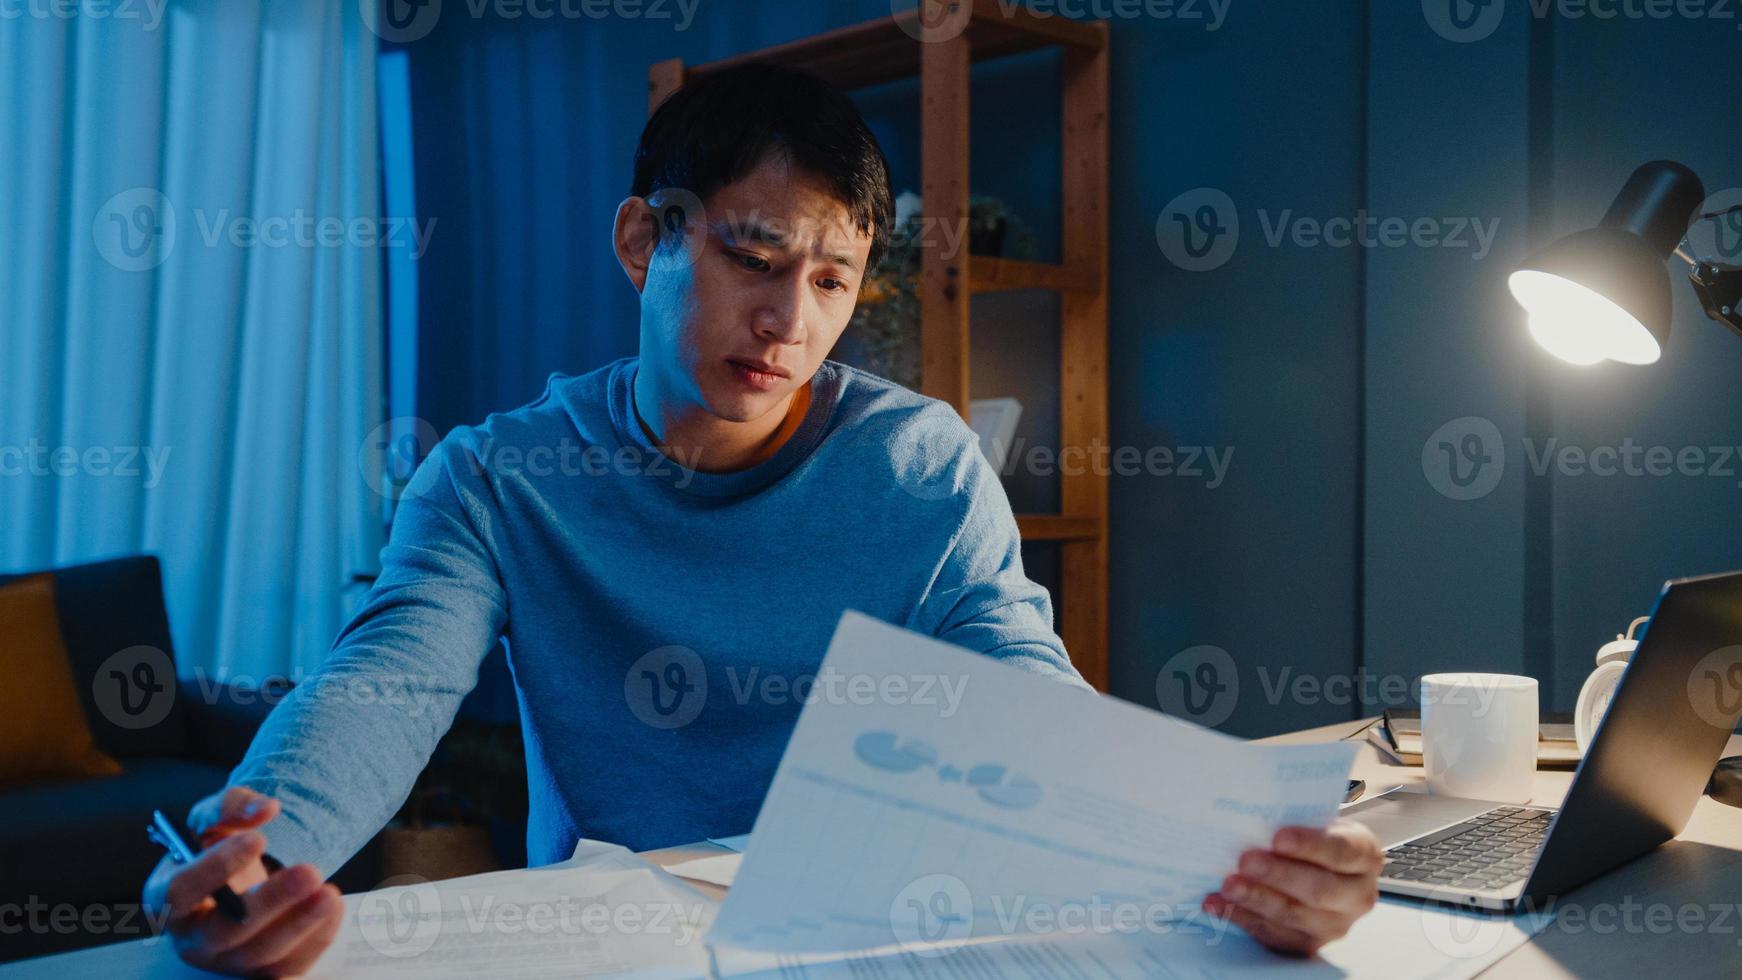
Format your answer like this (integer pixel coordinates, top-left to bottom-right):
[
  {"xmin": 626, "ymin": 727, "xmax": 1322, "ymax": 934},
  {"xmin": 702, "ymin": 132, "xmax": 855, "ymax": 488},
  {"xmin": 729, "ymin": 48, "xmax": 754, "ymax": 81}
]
[{"xmin": 0, "ymin": 556, "xmax": 377, "ymax": 962}]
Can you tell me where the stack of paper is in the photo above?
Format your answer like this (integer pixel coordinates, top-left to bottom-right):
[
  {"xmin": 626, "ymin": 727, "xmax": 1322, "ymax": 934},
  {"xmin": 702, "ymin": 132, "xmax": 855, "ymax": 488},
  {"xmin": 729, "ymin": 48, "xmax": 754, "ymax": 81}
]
[{"xmin": 306, "ymin": 840, "xmax": 716, "ymax": 978}]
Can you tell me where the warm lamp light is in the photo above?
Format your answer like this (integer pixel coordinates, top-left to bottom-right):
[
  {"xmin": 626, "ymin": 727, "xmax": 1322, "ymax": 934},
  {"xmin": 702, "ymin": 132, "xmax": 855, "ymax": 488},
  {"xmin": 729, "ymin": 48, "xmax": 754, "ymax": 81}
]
[{"xmin": 1508, "ymin": 161, "xmax": 1742, "ymax": 366}]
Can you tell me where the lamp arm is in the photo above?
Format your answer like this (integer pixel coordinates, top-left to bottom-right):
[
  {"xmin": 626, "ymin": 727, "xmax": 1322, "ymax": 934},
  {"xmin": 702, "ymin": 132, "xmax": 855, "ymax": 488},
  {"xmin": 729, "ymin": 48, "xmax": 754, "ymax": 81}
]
[
  {"xmin": 1684, "ymin": 264, "xmax": 1742, "ymax": 338},
  {"xmin": 1673, "ymin": 205, "xmax": 1742, "ymax": 339}
]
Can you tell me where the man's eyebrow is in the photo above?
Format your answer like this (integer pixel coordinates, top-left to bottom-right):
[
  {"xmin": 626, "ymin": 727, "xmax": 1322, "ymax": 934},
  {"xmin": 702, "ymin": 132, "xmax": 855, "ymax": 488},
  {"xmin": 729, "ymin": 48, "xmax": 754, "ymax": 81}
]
[
  {"xmin": 721, "ymin": 218, "xmax": 861, "ymax": 272},
  {"xmin": 821, "ymin": 249, "xmax": 861, "ymax": 273},
  {"xmin": 721, "ymin": 219, "xmax": 787, "ymax": 247}
]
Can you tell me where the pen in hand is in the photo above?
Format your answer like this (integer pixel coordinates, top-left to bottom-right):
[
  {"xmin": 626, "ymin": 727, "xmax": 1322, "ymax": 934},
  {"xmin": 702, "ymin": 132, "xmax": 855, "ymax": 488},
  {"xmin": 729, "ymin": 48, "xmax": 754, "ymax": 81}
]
[{"xmin": 148, "ymin": 809, "xmax": 249, "ymax": 923}]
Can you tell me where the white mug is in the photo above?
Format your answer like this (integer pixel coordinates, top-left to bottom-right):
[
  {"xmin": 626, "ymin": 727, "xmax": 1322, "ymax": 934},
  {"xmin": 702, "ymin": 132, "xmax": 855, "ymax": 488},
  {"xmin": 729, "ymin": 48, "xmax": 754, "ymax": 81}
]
[{"xmin": 1420, "ymin": 673, "xmax": 1539, "ymax": 804}]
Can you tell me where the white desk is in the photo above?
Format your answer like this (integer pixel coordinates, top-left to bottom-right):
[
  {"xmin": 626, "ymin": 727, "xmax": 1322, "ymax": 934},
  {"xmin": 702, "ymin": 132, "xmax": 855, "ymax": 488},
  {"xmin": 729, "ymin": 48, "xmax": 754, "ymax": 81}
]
[{"xmin": 5, "ymin": 720, "xmax": 1739, "ymax": 978}]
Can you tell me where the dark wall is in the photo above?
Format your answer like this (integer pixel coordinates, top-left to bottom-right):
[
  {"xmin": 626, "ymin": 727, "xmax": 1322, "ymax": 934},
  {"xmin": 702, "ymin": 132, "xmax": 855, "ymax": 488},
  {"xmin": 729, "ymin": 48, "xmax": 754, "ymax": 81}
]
[
  {"xmin": 400, "ymin": 2, "xmax": 1742, "ymax": 737},
  {"xmin": 1105, "ymin": 5, "xmax": 1366, "ymax": 734}
]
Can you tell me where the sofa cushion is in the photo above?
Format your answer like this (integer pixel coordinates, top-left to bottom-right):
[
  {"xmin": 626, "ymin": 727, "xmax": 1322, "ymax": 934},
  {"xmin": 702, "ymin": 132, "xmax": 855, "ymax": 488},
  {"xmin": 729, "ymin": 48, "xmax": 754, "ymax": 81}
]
[
  {"xmin": 0, "ymin": 556, "xmax": 191, "ymax": 760},
  {"xmin": 0, "ymin": 757, "xmax": 231, "ymax": 912},
  {"xmin": 0, "ymin": 575, "xmax": 124, "ymax": 789}
]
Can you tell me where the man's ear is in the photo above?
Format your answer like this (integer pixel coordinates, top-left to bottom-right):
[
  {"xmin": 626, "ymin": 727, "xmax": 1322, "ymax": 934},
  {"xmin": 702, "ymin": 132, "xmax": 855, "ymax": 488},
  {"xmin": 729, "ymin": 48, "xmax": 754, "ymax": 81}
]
[{"xmin": 613, "ymin": 196, "xmax": 658, "ymax": 293}]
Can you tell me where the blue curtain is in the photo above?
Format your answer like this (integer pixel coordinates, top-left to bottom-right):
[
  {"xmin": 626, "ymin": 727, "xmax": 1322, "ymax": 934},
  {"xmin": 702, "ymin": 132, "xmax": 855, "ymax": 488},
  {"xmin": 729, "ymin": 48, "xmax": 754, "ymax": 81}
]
[{"xmin": 0, "ymin": 1, "xmax": 385, "ymax": 681}]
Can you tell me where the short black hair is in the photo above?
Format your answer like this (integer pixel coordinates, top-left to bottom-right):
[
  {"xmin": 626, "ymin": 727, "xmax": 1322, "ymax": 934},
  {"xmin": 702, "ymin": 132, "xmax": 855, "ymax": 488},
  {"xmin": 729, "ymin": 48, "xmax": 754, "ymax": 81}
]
[{"xmin": 632, "ymin": 63, "xmax": 895, "ymax": 273}]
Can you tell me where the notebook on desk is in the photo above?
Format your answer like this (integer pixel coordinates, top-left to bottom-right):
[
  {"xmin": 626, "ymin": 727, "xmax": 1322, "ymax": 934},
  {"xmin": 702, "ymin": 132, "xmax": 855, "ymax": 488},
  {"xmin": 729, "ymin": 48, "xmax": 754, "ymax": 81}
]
[{"xmin": 1366, "ymin": 708, "xmax": 1582, "ymax": 766}]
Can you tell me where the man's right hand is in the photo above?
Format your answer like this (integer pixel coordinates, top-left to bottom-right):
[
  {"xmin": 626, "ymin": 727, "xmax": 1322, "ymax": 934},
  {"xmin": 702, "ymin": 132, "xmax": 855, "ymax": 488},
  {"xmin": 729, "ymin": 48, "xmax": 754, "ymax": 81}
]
[{"xmin": 142, "ymin": 787, "xmax": 344, "ymax": 976}]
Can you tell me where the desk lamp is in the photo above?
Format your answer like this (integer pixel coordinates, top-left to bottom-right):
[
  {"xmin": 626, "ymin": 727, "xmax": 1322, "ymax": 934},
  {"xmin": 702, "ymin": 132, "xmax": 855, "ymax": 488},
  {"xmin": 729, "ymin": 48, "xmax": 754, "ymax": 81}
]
[
  {"xmin": 1508, "ymin": 160, "xmax": 1742, "ymax": 365},
  {"xmin": 1508, "ymin": 161, "xmax": 1742, "ymax": 807}
]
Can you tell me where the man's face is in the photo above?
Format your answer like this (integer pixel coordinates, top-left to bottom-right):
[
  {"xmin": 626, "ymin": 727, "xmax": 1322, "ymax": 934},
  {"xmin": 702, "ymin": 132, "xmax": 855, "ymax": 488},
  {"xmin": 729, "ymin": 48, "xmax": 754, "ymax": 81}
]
[{"xmin": 635, "ymin": 153, "xmax": 874, "ymax": 424}]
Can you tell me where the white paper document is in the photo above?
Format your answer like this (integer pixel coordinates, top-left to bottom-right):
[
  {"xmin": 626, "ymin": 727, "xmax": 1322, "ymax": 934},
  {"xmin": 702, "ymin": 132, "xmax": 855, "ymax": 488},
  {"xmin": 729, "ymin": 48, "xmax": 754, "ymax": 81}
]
[
  {"xmin": 305, "ymin": 840, "xmax": 717, "ymax": 978},
  {"xmin": 666, "ymin": 852, "xmax": 744, "ymax": 889},
  {"xmin": 710, "ymin": 898, "xmax": 1554, "ymax": 978},
  {"xmin": 707, "ymin": 611, "xmax": 1359, "ymax": 964}
]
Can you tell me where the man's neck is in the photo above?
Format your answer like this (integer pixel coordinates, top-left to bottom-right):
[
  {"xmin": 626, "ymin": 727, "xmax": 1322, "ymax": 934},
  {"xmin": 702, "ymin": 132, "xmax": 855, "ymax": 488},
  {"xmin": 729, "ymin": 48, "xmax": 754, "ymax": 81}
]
[{"xmin": 633, "ymin": 368, "xmax": 812, "ymax": 473}]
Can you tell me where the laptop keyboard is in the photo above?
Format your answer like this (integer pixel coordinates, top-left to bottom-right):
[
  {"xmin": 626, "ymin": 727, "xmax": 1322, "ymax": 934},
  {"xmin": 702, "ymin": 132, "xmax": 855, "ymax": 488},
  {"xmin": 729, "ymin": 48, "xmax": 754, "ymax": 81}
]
[{"xmin": 1380, "ymin": 806, "xmax": 1553, "ymax": 891}]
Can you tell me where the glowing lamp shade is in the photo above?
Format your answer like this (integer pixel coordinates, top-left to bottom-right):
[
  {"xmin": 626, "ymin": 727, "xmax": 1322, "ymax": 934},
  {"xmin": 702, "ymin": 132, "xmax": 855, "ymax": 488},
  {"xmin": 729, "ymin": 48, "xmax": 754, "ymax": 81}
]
[
  {"xmin": 1509, "ymin": 161, "xmax": 1704, "ymax": 366},
  {"xmin": 1508, "ymin": 229, "xmax": 1670, "ymax": 366}
]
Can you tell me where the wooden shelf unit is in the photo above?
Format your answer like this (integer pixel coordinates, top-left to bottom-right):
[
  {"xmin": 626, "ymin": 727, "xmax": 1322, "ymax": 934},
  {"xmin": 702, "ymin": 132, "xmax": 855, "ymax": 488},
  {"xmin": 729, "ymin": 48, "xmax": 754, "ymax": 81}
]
[{"xmin": 649, "ymin": 1, "xmax": 1110, "ymax": 690}]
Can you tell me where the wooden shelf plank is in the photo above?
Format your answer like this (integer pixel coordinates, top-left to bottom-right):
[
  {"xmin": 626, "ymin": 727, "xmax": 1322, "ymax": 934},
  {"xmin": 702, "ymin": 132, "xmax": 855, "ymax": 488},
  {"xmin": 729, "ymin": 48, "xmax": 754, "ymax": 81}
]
[
  {"xmin": 969, "ymin": 257, "xmax": 1095, "ymax": 295},
  {"xmin": 684, "ymin": 2, "xmax": 1105, "ymax": 93},
  {"xmin": 919, "ymin": 33, "xmax": 972, "ymax": 415},
  {"xmin": 1056, "ymin": 31, "xmax": 1111, "ymax": 692},
  {"xmin": 965, "ymin": 0, "xmax": 1106, "ymax": 50},
  {"xmin": 1016, "ymin": 514, "xmax": 1102, "ymax": 541}
]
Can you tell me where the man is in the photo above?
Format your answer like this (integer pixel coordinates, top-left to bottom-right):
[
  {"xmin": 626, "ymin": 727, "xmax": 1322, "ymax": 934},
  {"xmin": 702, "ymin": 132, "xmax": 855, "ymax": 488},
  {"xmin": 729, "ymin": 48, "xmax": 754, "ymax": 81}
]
[{"xmin": 144, "ymin": 63, "xmax": 1381, "ymax": 975}]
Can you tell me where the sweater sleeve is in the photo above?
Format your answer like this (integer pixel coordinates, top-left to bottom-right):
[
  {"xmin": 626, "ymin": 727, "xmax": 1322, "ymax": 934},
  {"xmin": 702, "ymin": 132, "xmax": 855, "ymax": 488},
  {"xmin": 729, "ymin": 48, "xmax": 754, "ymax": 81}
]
[
  {"xmin": 913, "ymin": 418, "xmax": 1094, "ymax": 692},
  {"xmin": 221, "ymin": 434, "xmax": 509, "ymax": 875}
]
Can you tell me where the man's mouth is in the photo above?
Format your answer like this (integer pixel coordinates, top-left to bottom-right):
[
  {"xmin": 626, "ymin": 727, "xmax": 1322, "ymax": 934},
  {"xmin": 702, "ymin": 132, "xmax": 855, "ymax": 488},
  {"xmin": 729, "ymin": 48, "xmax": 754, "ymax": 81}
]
[{"xmin": 726, "ymin": 358, "xmax": 789, "ymax": 391}]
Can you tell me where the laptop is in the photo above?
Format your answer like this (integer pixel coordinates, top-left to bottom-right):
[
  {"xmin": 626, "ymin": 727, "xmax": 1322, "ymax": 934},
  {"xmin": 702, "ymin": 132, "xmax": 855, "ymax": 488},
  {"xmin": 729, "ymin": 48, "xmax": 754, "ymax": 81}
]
[{"xmin": 1345, "ymin": 570, "xmax": 1742, "ymax": 912}]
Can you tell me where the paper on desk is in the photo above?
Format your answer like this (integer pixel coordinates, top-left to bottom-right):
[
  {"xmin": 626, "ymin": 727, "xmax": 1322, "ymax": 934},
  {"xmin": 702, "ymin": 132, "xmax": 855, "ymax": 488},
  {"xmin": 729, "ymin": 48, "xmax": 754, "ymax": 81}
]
[
  {"xmin": 305, "ymin": 839, "xmax": 717, "ymax": 978},
  {"xmin": 667, "ymin": 852, "xmax": 743, "ymax": 888},
  {"xmin": 707, "ymin": 611, "xmax": 1358, "ymax": 960},
  {"xmin": 711, "ymin": 897, "xmax": 1555, "ymax": 978}
]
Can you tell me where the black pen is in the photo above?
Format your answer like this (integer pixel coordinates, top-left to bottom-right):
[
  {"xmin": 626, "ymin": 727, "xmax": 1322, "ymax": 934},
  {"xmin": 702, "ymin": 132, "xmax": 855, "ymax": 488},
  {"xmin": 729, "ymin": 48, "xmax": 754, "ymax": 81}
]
[{"xmin": 148, "ymin": 809, "xmax": 249, "ymax": 922}]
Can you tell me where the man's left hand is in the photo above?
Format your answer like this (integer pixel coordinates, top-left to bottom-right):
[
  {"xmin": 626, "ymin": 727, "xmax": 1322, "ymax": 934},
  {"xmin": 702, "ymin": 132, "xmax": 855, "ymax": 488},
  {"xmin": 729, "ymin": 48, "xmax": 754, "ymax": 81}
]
[{"xmin": 1202, "ymin": 818, "xmax": 1384, "ymax": 956}]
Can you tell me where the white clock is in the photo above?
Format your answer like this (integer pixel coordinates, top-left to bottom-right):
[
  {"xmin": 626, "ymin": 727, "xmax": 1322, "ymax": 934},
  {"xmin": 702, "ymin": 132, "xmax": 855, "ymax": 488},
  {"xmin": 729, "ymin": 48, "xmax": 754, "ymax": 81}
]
[{"xmin": 1574, "ymin": 616, "xmax": 1651, "ymax": 755}]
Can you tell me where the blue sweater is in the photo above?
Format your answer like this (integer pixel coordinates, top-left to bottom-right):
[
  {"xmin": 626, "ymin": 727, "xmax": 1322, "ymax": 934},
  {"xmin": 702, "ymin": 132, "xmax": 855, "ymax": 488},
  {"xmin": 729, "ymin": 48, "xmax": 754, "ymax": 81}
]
[{"xmin": 228, "ymin": 357, "xmax": 1088, "ymax": 871}]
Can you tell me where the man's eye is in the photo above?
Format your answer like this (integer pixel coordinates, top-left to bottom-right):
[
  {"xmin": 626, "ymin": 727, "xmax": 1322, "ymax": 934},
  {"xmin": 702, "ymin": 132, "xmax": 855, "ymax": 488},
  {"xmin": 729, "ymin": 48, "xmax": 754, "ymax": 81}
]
[
  {"xmin": 734, "ymin": 252, "xmax": 770, "ymax": 272},
  {"xmin": 819, "ymin": 277, "xmax": 848, "ymax": 293}
]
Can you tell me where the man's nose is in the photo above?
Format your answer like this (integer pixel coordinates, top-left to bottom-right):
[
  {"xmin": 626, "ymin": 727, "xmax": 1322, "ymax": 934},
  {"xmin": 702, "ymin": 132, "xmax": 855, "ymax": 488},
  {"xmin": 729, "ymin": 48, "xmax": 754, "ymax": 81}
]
[{"xmin": 753, "ymin": 273, "xmax": 808, "ymax": 345}]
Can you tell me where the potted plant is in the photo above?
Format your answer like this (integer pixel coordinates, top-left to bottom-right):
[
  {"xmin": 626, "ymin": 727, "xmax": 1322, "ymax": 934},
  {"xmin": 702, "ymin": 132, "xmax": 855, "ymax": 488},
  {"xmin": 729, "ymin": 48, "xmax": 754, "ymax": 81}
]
[{"xmin": 849, "ymin": 191, "xmax": 1033, "ymax": 389}]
